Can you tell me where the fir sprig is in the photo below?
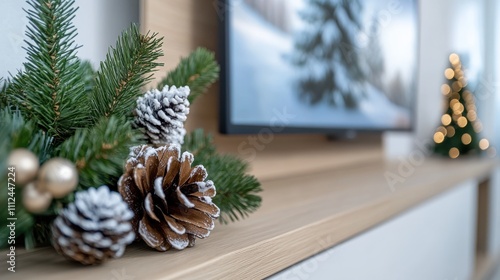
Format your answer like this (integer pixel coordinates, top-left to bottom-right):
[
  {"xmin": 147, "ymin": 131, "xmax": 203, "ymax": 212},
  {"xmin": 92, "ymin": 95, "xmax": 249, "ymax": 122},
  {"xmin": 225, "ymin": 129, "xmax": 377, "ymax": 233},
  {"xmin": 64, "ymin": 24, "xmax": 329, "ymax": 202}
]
[
  {"xmin": 9, "ymin": 0, "xmax": 88, "ymax": 140},
  {"xmin": 91, "ymin": 25, "xmax": 163, "ymax": 121},
  {"xmin": 183, "ymin": 129, "xmax": 262, "ymax": 224},
  {"xmin": 158, "ymin": 48, "xmax": 220, "ymax": 103},
  {"xmin": 0, "ymin": 78, "xmax": 7, "ymax": 107},
  {"xmin": 57, "ymin": 116, "xmax": 139, "ymax": 190},
  {"xmin": 78, "ymin": 60, "xmax": 96, "ymax": 96}
]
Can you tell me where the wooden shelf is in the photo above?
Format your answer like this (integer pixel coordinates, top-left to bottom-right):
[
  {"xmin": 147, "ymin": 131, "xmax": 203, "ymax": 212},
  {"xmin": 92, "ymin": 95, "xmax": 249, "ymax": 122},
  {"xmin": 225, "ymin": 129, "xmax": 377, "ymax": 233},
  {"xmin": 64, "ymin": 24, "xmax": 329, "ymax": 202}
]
[{"xmin": 4, "ymin": 157, "xmax": 497, "ymax": 280}]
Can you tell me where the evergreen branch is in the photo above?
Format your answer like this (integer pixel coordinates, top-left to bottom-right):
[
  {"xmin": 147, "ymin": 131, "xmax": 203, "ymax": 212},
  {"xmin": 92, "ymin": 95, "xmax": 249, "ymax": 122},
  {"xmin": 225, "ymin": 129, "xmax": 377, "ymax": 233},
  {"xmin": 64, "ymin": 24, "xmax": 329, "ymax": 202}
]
[
  {"xmin": 158, "ymin": 47, "xmax": 220, "ymax": 103},
  {"xmin": 183, "ymin": 129, "xmax": 262, "ymax": 224},
  {"xmin": 57, "ymin": 116, "xmax": 139, "ymax": 190},
  {"xmin": 9, "ymin": 0, "xmax": 89, "ymax": 140},
  {"xmin": 3, "ymin": 72, "xmax": 30, "ymax": 112},
  {"xmin": 91, "ymin": 24, "xmax": 163, "ymax": 121},
  {"xmin": 182, "ymin": 128, "xmax": 216, "ymax": 160},
  {"xmin": 0, "ymin": 78, "xmax": 7, "ymax": 107},
  {"xmin": 207, "ymin": 155, "xmax": 262, "ymax": 224},
  {"xmin": 78, "ymin": 60, "xmax": 96, "ymax": 96}
]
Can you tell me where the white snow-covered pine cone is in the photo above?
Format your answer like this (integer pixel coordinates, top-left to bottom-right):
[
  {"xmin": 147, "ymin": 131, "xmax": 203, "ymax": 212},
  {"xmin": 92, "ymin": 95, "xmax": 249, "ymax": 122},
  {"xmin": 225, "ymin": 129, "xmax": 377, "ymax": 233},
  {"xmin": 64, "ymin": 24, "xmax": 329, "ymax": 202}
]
[
  {"xmin": 52, "ymin": 186, "xmax": 135, "ymax": 265},
  {"xmin": 135, "ymin": 85, "xmax": 190, "ymax": 146}
]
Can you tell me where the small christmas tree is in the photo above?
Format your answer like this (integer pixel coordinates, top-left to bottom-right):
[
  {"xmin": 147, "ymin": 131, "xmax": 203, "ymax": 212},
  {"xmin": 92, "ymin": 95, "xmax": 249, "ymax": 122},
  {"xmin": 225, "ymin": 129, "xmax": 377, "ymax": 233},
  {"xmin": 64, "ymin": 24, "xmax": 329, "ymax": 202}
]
[
  {"xmin": 432, "ymin": 53, "xmax": 490, "ymax": 158},
  {"xmin": 292, "ymin": 0, "xmax": 366, "ymax": 108}
]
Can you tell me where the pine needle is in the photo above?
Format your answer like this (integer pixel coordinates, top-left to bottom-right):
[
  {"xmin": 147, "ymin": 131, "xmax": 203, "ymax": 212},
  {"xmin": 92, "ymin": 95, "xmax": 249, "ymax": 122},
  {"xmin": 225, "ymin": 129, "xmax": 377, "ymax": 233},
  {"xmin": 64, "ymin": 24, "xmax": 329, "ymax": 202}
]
[
  {"xmin": 57, "ymin": 116, "xmax": 139, "ymax": 190},
  {"xmin": 183, "ymin": 129, "xmax": 262, "ymax": 224},
  {"xmin": 91, "ymin": 24, "xmax": 163, "ymax": 121},
  {"xmin": 159, "ymin": 47, "xmax": 220, "ymax": 103},
  {"xmin": 8, "ymin": 0, "xmax": 89, "ymax": 140}
]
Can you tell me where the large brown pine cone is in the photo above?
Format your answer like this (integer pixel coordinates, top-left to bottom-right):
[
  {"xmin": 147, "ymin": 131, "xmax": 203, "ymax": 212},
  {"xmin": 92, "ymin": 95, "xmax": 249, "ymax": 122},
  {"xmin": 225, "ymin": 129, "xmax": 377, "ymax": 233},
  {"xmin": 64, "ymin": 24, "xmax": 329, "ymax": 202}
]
[{"xmin": 118, "ymin": 145, "xmax": 219, "ymax": 251}]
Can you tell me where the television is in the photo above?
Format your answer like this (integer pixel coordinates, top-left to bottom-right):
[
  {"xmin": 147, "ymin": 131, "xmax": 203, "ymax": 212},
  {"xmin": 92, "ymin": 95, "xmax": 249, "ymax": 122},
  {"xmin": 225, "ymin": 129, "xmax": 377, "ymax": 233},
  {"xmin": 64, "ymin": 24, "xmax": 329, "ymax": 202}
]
[{"xmin": 219, "ymin": 0, "xmax": 419, "ymax": 134}]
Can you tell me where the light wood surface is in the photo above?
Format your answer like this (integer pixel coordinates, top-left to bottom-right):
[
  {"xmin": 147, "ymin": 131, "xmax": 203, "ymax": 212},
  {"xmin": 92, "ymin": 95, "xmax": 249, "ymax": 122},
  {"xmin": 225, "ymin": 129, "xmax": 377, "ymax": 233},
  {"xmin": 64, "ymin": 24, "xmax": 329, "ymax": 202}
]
[{"xmin": 4, "ymin": 158, "xmax": 496, "ymax": 279}]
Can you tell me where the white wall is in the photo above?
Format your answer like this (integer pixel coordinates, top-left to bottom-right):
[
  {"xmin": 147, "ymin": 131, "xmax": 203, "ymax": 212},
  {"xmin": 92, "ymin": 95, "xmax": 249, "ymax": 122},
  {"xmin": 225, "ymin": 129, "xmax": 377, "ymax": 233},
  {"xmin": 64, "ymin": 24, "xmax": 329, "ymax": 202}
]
[
  {"xmin": 0, "ymin": 0, "xmax": 138, "ymax": 79},
  {"xmin": 72, "ymin": 0, "xmax": 139, "ymax": 66},
  {"xmin": 0, "ymin": 0, "xmax": 29, "ymax": 79},
  {"xmin": 270, "ymin": 180, "xmax": 478, "ymax": 280}
]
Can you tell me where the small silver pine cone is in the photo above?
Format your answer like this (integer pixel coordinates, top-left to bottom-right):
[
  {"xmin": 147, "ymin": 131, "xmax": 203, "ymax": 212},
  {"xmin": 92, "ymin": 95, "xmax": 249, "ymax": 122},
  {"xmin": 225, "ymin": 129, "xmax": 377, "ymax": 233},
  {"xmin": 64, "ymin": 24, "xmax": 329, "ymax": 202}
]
[
  {"xmin": 52, "ymin": 186, "xmax": 135, "ymax": 265},
  {"xmin": 135, "ymin": 85, "xmax": 190, "ymax": 146}
]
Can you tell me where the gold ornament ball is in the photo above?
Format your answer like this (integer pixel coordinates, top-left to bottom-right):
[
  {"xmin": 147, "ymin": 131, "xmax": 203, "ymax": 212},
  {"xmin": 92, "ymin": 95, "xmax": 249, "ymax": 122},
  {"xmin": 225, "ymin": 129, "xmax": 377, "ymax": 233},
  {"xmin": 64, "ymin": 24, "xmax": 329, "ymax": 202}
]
[
  {"xmin": 23, "ymin": 182, "xmax": 53, "ymax": 213},
  {"xmin": 7, "ymin": 148, "xmax": 40, "ymax": 185},
  {"xmin": 38, "ymin": 158, "xmax": 78, "ymax": 198}
]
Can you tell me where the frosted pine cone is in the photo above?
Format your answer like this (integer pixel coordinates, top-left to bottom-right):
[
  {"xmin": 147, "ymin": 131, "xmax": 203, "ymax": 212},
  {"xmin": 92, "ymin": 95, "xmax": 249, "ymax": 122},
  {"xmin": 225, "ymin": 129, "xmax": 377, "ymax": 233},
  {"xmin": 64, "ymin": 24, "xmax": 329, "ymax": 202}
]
[
  {"xmin": 52, "ymin": 186, "xmax": 135, "ymax": 265},
  {"xmin": 118, "ymin": 145, "xmax": 219, "ymax": 251},
  {"xmin": 135, "ymin": 85, "xmax": 190, "ymax": 145}
]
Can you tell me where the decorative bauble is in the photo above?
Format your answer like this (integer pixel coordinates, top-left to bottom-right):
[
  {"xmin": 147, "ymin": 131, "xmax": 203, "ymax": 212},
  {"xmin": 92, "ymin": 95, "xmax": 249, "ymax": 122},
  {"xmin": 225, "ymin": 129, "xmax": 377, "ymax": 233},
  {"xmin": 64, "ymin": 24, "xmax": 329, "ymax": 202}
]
[
  {"xmin": 135, "ymin": 85, "xmax": 190, "ymax": 145},
  {"xmin": 22, "ymin": 182, "xmax": 52, "ymax": 213},
  {"xmin": 52, "ymin": 186, "xmax": 135, "ymax": 265},
  {"xmin": 7, "ymin": 148, "xmax": 40, "ymax": 185},
  {"xmin": 118, "ymin": 144, "xmax": 219, "ymax": 251},
  {"xmin": 37, "ymin": 158, "xmax": 78, "ymax": 198}
]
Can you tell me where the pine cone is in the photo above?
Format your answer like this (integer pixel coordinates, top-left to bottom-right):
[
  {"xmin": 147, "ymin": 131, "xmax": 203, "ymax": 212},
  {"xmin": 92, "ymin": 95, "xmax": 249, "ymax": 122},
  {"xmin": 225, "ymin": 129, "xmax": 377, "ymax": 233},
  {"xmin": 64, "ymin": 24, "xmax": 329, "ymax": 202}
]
[
  {"xmin": 118, "ymin": 144, "xmax": 219, "ymax": 251},
  {"xmin": 135, "ymin": 85, "xmax": 190, "ymax": 146},
  {"xmin": 52, "ymin": 186, "xmax": 135, "ymax": 265}
]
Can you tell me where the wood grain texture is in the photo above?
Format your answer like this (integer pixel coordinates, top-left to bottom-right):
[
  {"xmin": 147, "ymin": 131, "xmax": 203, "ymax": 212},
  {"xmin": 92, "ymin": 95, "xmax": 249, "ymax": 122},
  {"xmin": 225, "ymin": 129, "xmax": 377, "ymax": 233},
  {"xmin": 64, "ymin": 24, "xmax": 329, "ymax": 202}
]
[{"xmin": 4, "ymin": 158, "xmax": 497, "ymax": 280}]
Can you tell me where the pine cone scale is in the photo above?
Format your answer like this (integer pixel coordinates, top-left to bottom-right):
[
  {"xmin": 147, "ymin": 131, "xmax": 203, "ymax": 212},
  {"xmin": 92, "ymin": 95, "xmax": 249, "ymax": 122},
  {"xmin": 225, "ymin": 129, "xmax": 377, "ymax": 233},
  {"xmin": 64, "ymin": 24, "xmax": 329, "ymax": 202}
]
[
  {"xmin": 138, "ymin": 216, "xmax": 169, "ymax": 251},
  {"xmin": 170, "ymin": 207, "xmax": 214, "ymax": 230},
  {"xmin": 179, "ymin": 152, "xmax": 194, "ymax": 185},
  {"xmin": 163, "ymin": 158, "xmax": 181, "ymax": 190},
  {"xmin": 163, "ymin": 214, "xmax": 186, "ymax": 234},
  {"xmin": 118, "ymin": 177, "xmax": 143, "ymax": 231},
  {"xmin": 145, "ymin": 193, "xmax": 161, "ymax": 222},
  {"xmin": 160, "ymin": 223, "xmax": 189, "ymax": 250},
  {"xmin": 133, "ymin": 166, "xmax": 148, "ymax": 196},
  {"xmin": 189, "ymin": 199, "xmax": 220, "ymax": 217},
  {"xmin": 178, "ymin": 221, "xmax": 211, "ymax": 238},
  {"xmin": 187, "ymin": 166, "xmax": 208, "ymax": 184}
]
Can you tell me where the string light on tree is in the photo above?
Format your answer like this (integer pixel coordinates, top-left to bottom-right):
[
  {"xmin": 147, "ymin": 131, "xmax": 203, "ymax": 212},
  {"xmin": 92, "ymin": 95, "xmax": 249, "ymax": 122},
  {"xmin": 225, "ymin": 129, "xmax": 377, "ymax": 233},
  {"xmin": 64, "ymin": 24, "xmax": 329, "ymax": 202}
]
[{"xmin": 432, "ymin": 53, "xmax": 491, "ymax": 158}]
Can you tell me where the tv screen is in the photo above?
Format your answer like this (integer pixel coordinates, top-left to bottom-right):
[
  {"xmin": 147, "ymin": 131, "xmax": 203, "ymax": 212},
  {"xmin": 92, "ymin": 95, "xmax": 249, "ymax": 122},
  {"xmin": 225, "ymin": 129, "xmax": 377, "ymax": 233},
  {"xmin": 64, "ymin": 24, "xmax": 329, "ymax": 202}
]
[{"xmin": 219, "ymin": 0, "xmax": 419, "ymax": 134}]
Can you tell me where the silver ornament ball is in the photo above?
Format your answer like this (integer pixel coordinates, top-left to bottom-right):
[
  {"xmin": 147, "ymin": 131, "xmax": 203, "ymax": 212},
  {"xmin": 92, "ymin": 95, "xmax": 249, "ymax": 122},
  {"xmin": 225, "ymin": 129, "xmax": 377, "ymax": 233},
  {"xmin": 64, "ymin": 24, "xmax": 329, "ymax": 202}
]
[
  {"xmin": 7, "ymin": 148, "xmax": 40, "ymax": 185},
  {"xmin": 23, "ymin": 182, "xmax": 53, "ymax": 213},
  {"xmin": 38, "ymin": 158, "xmax": 78, "ymax": 198}
]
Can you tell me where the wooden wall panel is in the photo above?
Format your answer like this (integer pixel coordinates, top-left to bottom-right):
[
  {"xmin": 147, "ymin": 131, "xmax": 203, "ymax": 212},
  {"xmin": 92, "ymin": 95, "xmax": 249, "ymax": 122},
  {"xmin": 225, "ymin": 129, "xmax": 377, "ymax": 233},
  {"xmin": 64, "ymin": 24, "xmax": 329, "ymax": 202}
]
[{"xmin": 140, "ymin": 0, "xmax": 382, "ymax": 180}]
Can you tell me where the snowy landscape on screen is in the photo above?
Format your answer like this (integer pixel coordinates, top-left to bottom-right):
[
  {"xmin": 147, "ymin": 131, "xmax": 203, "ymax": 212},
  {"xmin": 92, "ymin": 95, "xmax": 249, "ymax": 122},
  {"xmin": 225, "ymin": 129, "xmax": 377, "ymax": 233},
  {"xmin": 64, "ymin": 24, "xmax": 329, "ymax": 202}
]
[{"xmin": 230, "ymin": 0, "xmax": 417, "ymax": 129}]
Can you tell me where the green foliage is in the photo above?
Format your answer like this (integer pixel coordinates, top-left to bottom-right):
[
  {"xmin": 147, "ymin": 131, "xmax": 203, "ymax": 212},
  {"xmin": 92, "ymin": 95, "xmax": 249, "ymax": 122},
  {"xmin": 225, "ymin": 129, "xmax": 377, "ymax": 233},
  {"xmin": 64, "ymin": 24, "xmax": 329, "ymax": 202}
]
[
  {"xmin": 0, "ymin": 107, "xmax": 41, "ymax": 248},
  {"xmin": 0, "ymin": 0, "xmax": 259, "ymax": 250},
  {"xmin": 8, "ymin": 0, "xmax": 89, "ymax": 140},
  {"xmin": 78, "ymin": 60, "xmax": 96, "ymax": 96},
  {"xmin": 0, "ymin": 78, "xmax": 7, "ymax": 107},
  {"xmin": 0, "ymin": 0, "xmax": 165, "ymax": 249},
  {"xmin": 158, "ymin": 47, "xmax": 220, "ymax": 103},
  {"xmin": 183, "ymin": 129, "xmax": 262, "ymax": 224},
  {"xmin": 57, "ymin": 116, "xmax": 139, "ymax": 190},
  {"xmin": 91, "ymin": 25, "xmax": 163, "ymax": 121}
]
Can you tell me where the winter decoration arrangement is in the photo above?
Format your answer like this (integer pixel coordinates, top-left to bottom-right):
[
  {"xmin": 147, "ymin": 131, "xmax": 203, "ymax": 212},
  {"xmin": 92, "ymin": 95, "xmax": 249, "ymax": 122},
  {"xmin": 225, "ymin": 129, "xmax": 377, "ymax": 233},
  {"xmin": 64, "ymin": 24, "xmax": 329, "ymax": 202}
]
[
  {"xmin": 0, "ymin": 0, "xmax": 261, "ymax": 265},
  {"xmin": 432, "ymin": 53, "xmax": 491, "ymax": 158}
]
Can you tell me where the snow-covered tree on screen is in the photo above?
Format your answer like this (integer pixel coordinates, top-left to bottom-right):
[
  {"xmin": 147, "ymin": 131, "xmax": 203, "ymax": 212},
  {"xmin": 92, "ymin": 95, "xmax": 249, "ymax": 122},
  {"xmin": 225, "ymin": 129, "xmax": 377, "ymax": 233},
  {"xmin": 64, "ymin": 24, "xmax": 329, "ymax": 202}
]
[
  {"xmin": 292, "ymin": 0, "xmax": 366, "ymax": 108},
  {"xmin": 364, "ymin": 16, "xmax": 385, "ymax": 92}
]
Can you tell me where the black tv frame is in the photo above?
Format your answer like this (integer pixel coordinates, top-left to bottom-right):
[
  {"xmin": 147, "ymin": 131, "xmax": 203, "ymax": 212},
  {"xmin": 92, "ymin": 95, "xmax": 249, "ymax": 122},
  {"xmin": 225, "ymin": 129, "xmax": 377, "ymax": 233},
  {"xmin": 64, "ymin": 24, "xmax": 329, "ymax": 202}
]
[{"xmin": 219, "ymin": 0, "xmax": 419, "ymax": 135}]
